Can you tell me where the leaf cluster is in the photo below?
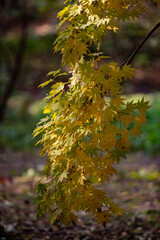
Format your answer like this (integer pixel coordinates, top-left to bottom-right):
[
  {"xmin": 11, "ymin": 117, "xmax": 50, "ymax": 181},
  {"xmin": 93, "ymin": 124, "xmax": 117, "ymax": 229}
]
[{"xmin": 33, "ymin": 0, "xmax": 158, "ymax": 225}]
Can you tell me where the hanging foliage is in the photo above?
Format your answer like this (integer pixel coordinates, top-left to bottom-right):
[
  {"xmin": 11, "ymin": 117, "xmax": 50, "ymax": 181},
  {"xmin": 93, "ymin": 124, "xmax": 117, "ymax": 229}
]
[{"xmin": 33, "ymin": 0, "xmax": 159, "ymax": 225}]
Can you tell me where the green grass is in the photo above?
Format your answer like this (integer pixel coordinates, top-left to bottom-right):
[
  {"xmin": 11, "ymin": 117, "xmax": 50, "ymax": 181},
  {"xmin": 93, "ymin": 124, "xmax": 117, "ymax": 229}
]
[
  {"xmin": 130, "ymin": 93, "xmax": 160, "ymax": 155},
  {"xmin": 0, "ymin": 93, "xmax": 44, "ymax": 152}
]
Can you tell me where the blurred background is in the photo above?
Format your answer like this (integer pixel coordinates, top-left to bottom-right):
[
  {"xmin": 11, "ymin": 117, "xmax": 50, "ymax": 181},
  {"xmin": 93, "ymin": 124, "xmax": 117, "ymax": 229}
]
[
  {"xmin": 0, "ymin": 0, "xmax": 160, "ymax": 154},
  {"xmin": 0, "ymin": 0, "xmax": 63, "ymax": 152},
  {"xmin": 0, "ymin": 1, "xmax": 160, "ymax": 239}
]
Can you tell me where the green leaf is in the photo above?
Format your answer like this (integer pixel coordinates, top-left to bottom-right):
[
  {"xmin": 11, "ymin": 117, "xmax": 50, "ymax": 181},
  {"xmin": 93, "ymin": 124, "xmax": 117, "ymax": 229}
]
[
  {"xmin": 38, "ymin": 79, "xmax": 53, "ymax": 88},
  {"xmin": 47, "ymin": 69, "xmax": 61, "ymax": 77},
  {"xmin": 58, "ymin": 171, "xmax": 67, "ymax": 182}
]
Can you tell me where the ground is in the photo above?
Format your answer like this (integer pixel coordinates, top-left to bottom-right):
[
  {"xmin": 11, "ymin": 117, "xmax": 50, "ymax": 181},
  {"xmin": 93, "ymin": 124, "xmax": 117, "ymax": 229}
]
[{"xmin": 0, "ymin": 152, "xmax": 160, "ymax": 240}]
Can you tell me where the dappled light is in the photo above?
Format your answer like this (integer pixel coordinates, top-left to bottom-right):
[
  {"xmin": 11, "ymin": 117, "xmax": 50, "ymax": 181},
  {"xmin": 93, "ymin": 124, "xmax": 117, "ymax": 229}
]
[{"xmin": 33, "ymin": 23, "xmax": 56, "ymax": 36}]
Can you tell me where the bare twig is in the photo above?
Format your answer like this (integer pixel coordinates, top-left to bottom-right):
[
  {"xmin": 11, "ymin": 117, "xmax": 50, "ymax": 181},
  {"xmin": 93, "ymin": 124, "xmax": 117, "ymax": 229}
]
[{"xmin": 120, "ymin": 22, "xmax": 160, "ymax": 67}]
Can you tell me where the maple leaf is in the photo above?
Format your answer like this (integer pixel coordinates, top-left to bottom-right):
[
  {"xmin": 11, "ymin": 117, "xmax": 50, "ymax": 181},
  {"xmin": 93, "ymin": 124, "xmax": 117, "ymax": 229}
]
[
  {"xmin": 58, "ymin": 171, "xmax": 67, "ymax": 182},
  {"xmin": 34, "ymin": 0, "xmax": 154, "ymax": 226}
]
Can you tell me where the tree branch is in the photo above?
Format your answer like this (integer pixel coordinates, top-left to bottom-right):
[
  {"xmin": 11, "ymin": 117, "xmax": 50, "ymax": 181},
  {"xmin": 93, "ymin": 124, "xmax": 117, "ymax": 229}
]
[
  {"xmin": 120, "ymin": 22, "xmax": 160, "ymax": 67},
  {"xmin": 41, "ymin": 22, "xmax": 160, "ymax": 92}
]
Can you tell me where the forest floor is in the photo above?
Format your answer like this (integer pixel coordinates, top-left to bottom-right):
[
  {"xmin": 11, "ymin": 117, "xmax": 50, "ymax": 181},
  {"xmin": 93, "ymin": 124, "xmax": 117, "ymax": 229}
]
[{"xmin": 0, "ymin": 151, "xmax": 160, "ymax": 240}]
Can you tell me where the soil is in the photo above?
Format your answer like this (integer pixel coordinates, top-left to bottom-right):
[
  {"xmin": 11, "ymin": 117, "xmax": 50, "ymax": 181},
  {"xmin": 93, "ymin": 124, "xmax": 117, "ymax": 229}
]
[{"xmin": 0, "ymin": 151, "xmax": 160, "ymax": 240}]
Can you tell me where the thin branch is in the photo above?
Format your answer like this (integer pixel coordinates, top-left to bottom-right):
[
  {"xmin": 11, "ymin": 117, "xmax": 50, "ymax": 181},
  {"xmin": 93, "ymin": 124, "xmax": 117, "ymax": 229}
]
[
  {"xmin": 40, "ymin": 22, "xmax": 160, "ymax": 93},
  {"xmin": 120, "ymin": 22, "xmax": 160, "ymax": 67}
]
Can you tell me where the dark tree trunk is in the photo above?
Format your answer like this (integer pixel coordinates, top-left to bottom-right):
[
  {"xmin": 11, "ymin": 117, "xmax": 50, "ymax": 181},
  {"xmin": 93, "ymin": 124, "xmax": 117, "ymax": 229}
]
[{"xmin": 0, "ymin": 12, "xmax": 28, "ymax": 122}]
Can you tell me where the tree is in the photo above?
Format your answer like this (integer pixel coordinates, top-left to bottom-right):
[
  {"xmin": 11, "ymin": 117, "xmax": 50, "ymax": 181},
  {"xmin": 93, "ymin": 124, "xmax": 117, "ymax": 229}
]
[
  {"xmin": 0, "ymin": 0, "xmax": 60, "ymax": 122},
  {"xmin": 34, "ymin": 0, "xmax": 160, "ymax": 225}
]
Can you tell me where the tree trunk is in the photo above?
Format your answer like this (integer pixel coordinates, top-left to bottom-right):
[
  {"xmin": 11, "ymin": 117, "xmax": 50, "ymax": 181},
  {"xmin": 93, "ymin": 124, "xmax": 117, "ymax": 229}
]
[{"xmin": 0, "ymin": 13, "xmax": 28, "ymax": 122}]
